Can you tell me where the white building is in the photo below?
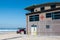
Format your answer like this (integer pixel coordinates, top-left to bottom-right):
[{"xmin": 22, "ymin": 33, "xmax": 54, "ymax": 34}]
[{"xmin": 25, "ymin": 2, "xmax": 60, "ymax": 36}]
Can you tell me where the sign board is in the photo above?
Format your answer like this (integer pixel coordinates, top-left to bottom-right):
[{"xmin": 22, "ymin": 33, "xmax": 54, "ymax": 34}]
[{"xmin": 40, "ymin": 14, "xmax": 44, "ymax": 21}]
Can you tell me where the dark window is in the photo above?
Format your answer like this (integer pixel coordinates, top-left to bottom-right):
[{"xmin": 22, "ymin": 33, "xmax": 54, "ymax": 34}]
[
  {"xmin": 31, "ymin": 24, "xmax": 37, "ymax": 27},
  {"xmin": 41, "ymin": 7, "xmax": 44, "ymax": 11},
  {"xmin": 46, "ymin": 25, "xmax": 50, "ymax": 29},
  {"xmin": 52, "ymin": 12, "xmax": 60, "ymax": 19},
  {"xmin": 46, "ymin": 12, "xmax": 60, "ymax": 19},
  {"xmin": 29, "ymin": 15, "xmax": 39, "ymax": 22},
  {"xmin": 30, "ymin": 9, "xmax": 34, "ymax": 12},
  {"xmin": 29, "ymin": 16, "xmax": 34, "ymax": 21},
  {"xmin": 51, "ymin": 4, "xmax": 56, "ymax": 9},
  {"xmin": 35, "ymin": 15, "xmax": 39, "ymax": 21},
  {"xmin": 46, "ymin": 13, "xmax": 52, "ymax": 18}
]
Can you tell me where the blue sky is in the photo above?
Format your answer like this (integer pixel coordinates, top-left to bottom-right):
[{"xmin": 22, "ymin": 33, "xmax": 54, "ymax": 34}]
[{"xmin": 0, "ymin": 0, "xmax": 60, "ymax": 28}]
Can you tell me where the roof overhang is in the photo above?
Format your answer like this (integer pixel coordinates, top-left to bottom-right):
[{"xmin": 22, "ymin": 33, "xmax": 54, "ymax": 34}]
[
  {"xmin": 25, "ymin": 2, "xmax": 60, "ymax": 11},
  {"xmin": 26, "ymin": 7, "xmax": 60, "ymax": 15}
]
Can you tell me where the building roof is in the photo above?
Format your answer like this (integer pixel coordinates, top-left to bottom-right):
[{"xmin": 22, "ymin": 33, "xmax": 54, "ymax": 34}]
[
  {"xmin": 26, "ymin": 7, "xmax": 60, "ymax": 15},
  {"xmin": 25, "ymin": 2, "xmax": 60, "ymax": 11}
]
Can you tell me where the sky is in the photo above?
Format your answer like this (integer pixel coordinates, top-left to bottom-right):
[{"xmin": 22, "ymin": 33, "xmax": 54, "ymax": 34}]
[{"xmin": 0, "ymin": 0, "xmax": 60, "ymax": 28}]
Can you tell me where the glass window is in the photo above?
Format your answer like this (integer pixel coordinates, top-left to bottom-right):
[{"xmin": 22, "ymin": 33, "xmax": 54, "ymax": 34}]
[
  {"xmin": 31, "ymin": 24, "xmax": 37, "ymax": 27},
  {"xmin": 46, "ymin": 13, "xmax": 52, "ymax": 18},
  {"xmin": 51, "ymin": 4, "xmax": 56, "ymax": 9},
  {"xmin": 41, "ymin": 7, "xmax": 44, "ymax": 11},
  {"xmin": 46, "ymin": 25, "xmax": 50, "ymax": 29},
  {"xmin": 35, "ymin": 15, "xmax": 39, "ymax": 21},
  {"xmin": 29, "ymin": 15, "xmax": 39, "ymax": 22},
  {"xmin": 30, "ymin": 9, "xmax": 34, "ymax": 12},
  {"xmin": 29, "ymin": 16, "xmax": 34, "ymax": 21},
  {"xmin": 46, "ymin": 12, "xmax": 60, "ymax": 19},
  {"xmin": 52, "ymin": 12, "xmax": 60, "ymax": 19}
]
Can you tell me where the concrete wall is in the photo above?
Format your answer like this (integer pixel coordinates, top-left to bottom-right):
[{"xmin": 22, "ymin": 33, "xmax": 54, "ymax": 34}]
[
  {"xmin": 34, "ymin": 6, "xmax": 51, "ymax": 12},
  {"xmin": 34, "ymin": 5, "xmax": 60, "ymax": 12},
  {"xmin": 34, "ymin": 7, "xmax": 40, "ymax": 12},
  {"xmin": 45, "ymin": 6, "xmax": 51, "ymax": 10},
  {"xmin": 56, "ymin": 6, "xmax": 60, "ymax": 8}
]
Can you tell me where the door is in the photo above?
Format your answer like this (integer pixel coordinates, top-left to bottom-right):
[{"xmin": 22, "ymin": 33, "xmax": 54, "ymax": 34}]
[{"xmin": 31, "ymin": 25, "xmax": 37, "ymax": 35}]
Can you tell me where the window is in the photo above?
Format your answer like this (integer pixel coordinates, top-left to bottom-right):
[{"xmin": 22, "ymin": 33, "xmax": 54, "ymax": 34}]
[
  {"xmin": 52, "ymin": 12, "xmax": 60, "ymax": 19},
  {"xmin": 51, "ymin": 4, "xmax": 56, "ymax": 9},
  {"xmin": 46, "ymin": 13, "xmax": 52, "ymax": 18},
  {"xmin": 30, "ymin": 9, "xmax": 34, "ymax": 12},
  {"xmin": 31, "ymin": 24, "xmax": 37, "ymax": 27},
  {"xmin": 46, "ymin": 12, "xmax": 60, "ymax": 19},
  {"xmin": 29, "ymin": 16, "xmax": 34, "ymax": 21},
  {"xmin": 41, "ymin": 7, "xmax": 44, "ymax": 11},
  {"xmin": 46, "ymin": 25, "xmax": 50, "ymax": 29},
  {"xmin": 29, "ymin": 15, "xmax": 39, "ymax": 22},
  {"xmin": 35, "ymin": 15, "xmax": 39, "ymax": 21}
]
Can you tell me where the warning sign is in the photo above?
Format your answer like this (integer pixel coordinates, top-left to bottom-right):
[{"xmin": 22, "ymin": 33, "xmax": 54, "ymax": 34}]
[{"xmin": 40, "ymin": 14, "xmax": 44, "ymax": 20}]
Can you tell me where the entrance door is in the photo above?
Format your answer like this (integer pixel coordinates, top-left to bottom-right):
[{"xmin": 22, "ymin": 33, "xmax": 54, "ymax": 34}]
[{"xmin": 31, "ymin": 25, "xmax": 37, "ymax": 35}]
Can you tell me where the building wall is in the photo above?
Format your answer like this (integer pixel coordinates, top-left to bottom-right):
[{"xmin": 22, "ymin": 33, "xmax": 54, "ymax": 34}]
[
  {"xmin": 34, "ymin": 6, "xmax": 51, "ymax": 12},
  {"xmin": 45, "ymin": 6, "xmax": 51, "ymax": 10},
  {"xmin": 52, "ymin": 20, "xmax": 60, "ymax": 35},
  {"xmin": 34, "ymin": 7, "xmax": 40, "ymax": 12},
  {"xmin": 26, "ymin": 5, "xmax": 60, "ymax": 35},
  {"xmin": 34, "ymin": 5, "xmax": 60, "ymax": 12},
  {"xmin": 56, "ymin": 6, "xmax": 60, "ymax": 8}
]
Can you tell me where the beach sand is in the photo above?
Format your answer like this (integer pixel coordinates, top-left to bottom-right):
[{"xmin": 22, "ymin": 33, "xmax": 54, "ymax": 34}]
[{"xmin": 0, "ymin": 32, "xmax": 60, "ymax": 40}]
